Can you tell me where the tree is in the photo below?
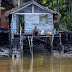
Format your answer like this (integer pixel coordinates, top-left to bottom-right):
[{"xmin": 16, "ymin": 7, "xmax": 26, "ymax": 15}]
[{"xmin": 56, "ymin": 0, "xmax": 58, "ymax": 12}]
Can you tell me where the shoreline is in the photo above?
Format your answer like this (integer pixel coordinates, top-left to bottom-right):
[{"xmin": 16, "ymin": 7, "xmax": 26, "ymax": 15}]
[{"xmin": 53, "ymin": 53, "xmax": 72, "ymax": 58}]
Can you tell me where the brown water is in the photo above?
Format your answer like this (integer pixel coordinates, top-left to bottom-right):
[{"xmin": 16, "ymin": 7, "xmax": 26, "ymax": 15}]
[{"xmin": 0, "ymin": 56, "xmax": 72, "ymax": 72}]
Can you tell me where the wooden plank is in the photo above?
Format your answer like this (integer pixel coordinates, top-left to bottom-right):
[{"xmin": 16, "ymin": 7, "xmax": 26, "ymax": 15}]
[
  {"xmin": 14, "ymin": 13, "xmax": 51, "ymax": 15},
  {"xmin": 32, "ymin": 5, "xmax": 34, "ymax": 13}
]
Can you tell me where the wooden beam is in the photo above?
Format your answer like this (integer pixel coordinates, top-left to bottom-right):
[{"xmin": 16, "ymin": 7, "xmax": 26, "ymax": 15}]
[
  {"xmin": 32, "ymin": 4, "xmax": 34, "ymax": 13},
  {"xmin": 13, "ymin": 13, "xmax": 50, "ymax": 15},
  {"xmin": 12, "ymin": 14, "xmax": 14, "ymax": 39},
  {"xmin": 11, "ymin": 14, "xmax": 14, "ymax": 48},
  {"xmin": 59, "ymin": 33, "xmax": 62, "ymax": 45}
]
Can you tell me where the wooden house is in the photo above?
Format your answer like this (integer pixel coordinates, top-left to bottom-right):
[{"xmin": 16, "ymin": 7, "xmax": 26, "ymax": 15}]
[
  {"xmin": 3, "ymin": 0, "xmax": 60, "ymax": 58},
  {"xmin": 3, "ymin": 0, "xmax": 59, "ymax": 36}
]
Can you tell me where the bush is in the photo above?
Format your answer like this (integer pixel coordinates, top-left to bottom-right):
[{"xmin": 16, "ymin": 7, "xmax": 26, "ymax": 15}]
[{"xmin": 59, "ymin": 27, "xmax": 68, "ymax": 31}]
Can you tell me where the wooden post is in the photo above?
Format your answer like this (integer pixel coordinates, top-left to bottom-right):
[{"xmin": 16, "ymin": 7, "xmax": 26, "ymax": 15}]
[
  {"xmin": 59, "ymin": 33, "xmax": 65, "ymax": 53},
  {"xmin": 32, "ymin": 5, "xmax": 34, "ymax": 13},
  {"xmin": 62, "ymin": 45, "xmax": 64, "ymax": 53},
  {"xmin": 28, "ymin": 36, "xmax": 33, "ymax": 58},
  {"xmin": 20, "ymin": 23, "xmax": 23, "ymax": 59},
  {"xmin": 66, "ymin": 33, "xmax": 68, "ymax": 42},
  {"xmin": 8, "ymin": 19, "xmax": 11, "ymax": 48},
  {"xmin": 50, "ymin": 31, "xmax": 54, "ymax": 53},
  {"xmin": 11, "ymin": 14, "xmax": 14, "ymax": 47},
  {"xmin": 59, "ymin": 33, "xmax": 62, "ymax": 45},
  {"xmin": 32, "ymin": 0, "xmax": 34, "ymax": 13},
  {"xmin": 70, "ymin": 34, "xmax": 72, "ymax": 41}
]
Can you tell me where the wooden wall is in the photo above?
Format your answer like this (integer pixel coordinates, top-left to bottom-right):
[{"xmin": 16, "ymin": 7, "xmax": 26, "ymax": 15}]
[
  {"xmin": 24, "ymin": 13, "xmax": 53, "ymax": 35},
  {"xmin": 12, "ymin": 4, "xmax": 54, "ymax": 35}
]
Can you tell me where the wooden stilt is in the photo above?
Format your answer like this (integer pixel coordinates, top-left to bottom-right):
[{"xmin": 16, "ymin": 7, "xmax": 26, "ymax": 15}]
[
  {"xmin": 20, "ymin": 23, "xmax": 23, "ymax": 59},
  {"xmin": 66, "ymin": 33, "xmax": 68, "ymax": 42},
  {"xmin": 59, "ymin": 33, "xmax": 65, "ymax": 53},
  {"xmin": 59, "ymin": 33, "xmax": 62, "ymax": 45},
  {"xmin": 70, "ymin": 34, "xmax": 71, "ymax": 41},
  {"xmin": 28, "ymin": 36, "xmax": 33, "ymax": 58},
  {"xmin": 12, "ymin": 39, "xmax": 22, "ymax": 59},
  {"xmin": 62, "ymin": 45, "xmax": 64, "ymax": 53},
  {"xmin": 50, "ymin": 32, "xmax": 54, "ymax": 53}
]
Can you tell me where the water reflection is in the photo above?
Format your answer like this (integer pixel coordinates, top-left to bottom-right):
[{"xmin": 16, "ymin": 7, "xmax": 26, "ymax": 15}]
[
  {"xmin": 0, "ymin": 56, "xmax": 72, "ymax": 72},
  {"xmin": 29, "ymin": 58, "xmax": 33, "ymax": 72},
  {"xmin": 11, "ymin": 58, "xmax": 23, "ymax": 72}
]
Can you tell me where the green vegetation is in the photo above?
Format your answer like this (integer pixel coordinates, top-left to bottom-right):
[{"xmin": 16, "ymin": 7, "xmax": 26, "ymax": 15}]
[{"xmin": 0, "ymin": 7, "xmax": 5, "ymax": 10}]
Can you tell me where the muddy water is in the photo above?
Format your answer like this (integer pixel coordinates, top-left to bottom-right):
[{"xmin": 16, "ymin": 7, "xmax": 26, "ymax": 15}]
[{"xmin": 0, "ymin": 56, "xmax": 72, "ymax": 72}]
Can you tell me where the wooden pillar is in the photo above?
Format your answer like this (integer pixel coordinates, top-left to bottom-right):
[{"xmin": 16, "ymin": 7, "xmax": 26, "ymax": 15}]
[
  {"xmin": 28, "ymin": 36, "xmax": 33, "ymax": 58},
  {"xmin": 66, "ymin": 33, "xmax": 68, "ymax": 42},
  {"xmin": 70, "ymin": 34, "xmax": 72, "ymax": 41},
  {"xmin": 20, "ymin": 24, "xmax": 23, "ymax": 59},
  {"xmin": 11, "ymin": 14, "xmax": 14, "ymax": 47},
  {"xmin": 16, "ymin": 15, "xmax": 20, "ymax": 33},
  {"xmin": 50, "ymin": 31, "xmax": 54, "ymax": 53},
  {"xmin": 47, "ymin": 37, "xmax": 49, "ymax": 51},
  {"xmin": 62, "ymin": 45, "xmax": 64, "ymax": 53},
  {"xmin": 59, "ymin": 33, "xmax": 64, "ymax": 53},
  {"xmin": 59, "ymin": 33, "xmax": 62, "ymax": 45},
  {"xmin": 32, "ymin": 1, "xmax": 34, "ymax": 13},
  {"xmin": 49, "ymin": 37, "xmax": 53, "ymax": 53},
  {"xmin": 8, "ymin": 19, "xmax": 11, "ymax": 48}
]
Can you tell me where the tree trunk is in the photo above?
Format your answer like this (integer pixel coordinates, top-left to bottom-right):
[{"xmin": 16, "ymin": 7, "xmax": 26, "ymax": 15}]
[
  {"xmin": 69, "ymin": 0, "xmax": 70, "ymax": 15},
  {"xmin": 18, "ymin": 0, "xmax": 20, "ymax": 7},
  {"xmin": 52, "ymin": 0, "xmax": 53, "ymax": 10},
  {"xmin": 57, "ymin": 0, "xmax": 58, "ymax": 12},
  {"xmin": 71, "ymin": 5, "xmax": 72, "ymax": 15},
  {"xmin": 48, "ymin": 4, "xmax": 49, "ymax": 8}
]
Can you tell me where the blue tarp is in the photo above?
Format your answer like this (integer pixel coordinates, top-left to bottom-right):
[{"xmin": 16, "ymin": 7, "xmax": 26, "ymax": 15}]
[
  {"xmin": 0, "ymin": 28, "xmax": 5, "ymax": 30},
  {"xmin": 11, "ymin": 19, "xmax": 16, "ymax": 33}
]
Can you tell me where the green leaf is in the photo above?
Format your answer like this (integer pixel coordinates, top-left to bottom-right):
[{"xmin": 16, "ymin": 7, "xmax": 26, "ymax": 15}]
[{"xmin": 0, "ymin": 7, "xmax": 5, "ymax": 10}]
